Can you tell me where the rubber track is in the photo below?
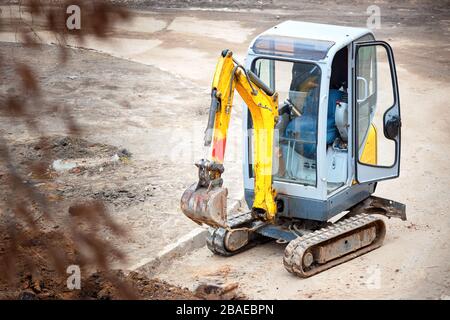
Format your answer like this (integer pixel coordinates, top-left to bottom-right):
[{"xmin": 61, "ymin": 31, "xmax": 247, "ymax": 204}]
[
  {"xmin": 283, "ymin": 213, "xmax": 386, "ymax": 278},
  {"xmin": 206, "ymin": 212, "xmax": 254, "ymax": 256}
]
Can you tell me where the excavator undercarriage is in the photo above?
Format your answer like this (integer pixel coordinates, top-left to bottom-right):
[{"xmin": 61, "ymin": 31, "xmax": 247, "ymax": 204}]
[{"xmin": 204, "ymin": 196, "xmax": 405, "ymax": 278}]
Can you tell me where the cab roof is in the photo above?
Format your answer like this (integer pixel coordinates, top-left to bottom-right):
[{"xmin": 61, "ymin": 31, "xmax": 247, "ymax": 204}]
[
  {"xmin": 260, "ymin": 21, "xmax": 371, "ymax": 44},
  {"xmin": 249, "ymin": 21, "xmax": 372, "ymax": 61}
]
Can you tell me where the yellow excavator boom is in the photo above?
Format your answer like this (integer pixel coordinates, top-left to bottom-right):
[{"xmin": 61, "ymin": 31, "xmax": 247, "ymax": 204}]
[{"xmin": 180, "ymin": 50, "xmax": 279, "ymax": 227}]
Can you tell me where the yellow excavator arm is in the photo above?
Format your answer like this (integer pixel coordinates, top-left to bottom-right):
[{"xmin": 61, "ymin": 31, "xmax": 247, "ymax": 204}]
[{"xmin": 180, "ymin": 50, "xmax": 279, "ymax": 227}]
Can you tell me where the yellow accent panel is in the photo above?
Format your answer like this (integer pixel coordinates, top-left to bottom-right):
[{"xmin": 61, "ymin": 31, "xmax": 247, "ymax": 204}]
[
  {"xmin": 353, "ymin": 124, "xmax": 377, "ymax": 185},
  {"xmin": 360, "ymin": 124, "xmax": 377, "ymax": 165}
]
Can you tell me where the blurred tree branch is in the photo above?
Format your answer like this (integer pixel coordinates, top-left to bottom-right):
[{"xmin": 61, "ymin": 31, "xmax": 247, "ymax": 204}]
[{"xmin": 0, "ymin": 0, "xmax": 135, "ymax": 299}]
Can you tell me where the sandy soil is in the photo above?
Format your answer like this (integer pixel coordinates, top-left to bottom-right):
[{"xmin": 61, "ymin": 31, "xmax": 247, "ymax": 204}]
[
  {"xmin": 1, "ymin": 0, "xmax": 449, "ymax": 299},
  {"xmin": 0, "ymin": 42, "xmax": 214, "ymax": 267}
]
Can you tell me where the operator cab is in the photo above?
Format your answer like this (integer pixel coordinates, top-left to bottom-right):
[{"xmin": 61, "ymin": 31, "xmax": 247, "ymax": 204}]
[
  {"xmin": 252, "ymin": 48, "xmax": 349, "ymax": 193},
  {"xmin": 244, "ymin": 21, "xmax": 401, "ymax": 221}
]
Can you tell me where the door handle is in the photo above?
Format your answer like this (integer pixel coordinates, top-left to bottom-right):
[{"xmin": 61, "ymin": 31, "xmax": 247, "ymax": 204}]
[{"xmin": 356, "ymin": 76, "xmax": 368, "ymax": 103}]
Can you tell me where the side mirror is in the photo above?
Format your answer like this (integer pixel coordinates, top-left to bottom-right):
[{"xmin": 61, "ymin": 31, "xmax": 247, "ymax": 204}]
[{"xmin": 384, "ymin": 115, "xmax": 401, "ymax": 140}]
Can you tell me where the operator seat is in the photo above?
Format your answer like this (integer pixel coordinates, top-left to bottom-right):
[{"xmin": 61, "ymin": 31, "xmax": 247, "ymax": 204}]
[
  {"xmin": 285, "ymin": 90, "xmax": 341, "ymax": 159},
  {"xmin": 284, "ymin": 63, "xmax": 341, "ymax": 159}
]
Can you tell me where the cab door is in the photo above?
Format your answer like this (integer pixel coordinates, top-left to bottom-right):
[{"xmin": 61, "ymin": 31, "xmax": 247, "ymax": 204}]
[{"xmin": 353, "ymin": 40, "xmax": 401, "ymax": 183}]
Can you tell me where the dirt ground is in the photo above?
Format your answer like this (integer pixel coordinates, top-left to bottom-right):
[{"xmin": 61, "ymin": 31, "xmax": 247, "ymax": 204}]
[
  {"xmin": 0, "ymin": 229, "xmax": 197, "ymax": 299},
  {"xmin": 1, "ymin": 0, "xmax": 450, "ymax": 299}
]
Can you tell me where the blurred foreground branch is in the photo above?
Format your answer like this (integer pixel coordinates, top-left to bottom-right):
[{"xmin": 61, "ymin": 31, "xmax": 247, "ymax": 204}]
[{"xmin": 0, "ymin": 0, "xmax": 135, "ymax": 299}]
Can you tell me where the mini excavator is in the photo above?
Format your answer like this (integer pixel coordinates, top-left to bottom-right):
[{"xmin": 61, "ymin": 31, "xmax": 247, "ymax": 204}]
[{"xmin": 180, "ymin": 21, "xmax": 406, "ymax": 277}]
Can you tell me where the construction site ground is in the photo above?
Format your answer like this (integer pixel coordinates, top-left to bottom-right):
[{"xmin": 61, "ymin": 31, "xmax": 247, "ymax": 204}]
[{"xmin": 0, "ymin": 0, "xmax": 449, "ymax": 299}]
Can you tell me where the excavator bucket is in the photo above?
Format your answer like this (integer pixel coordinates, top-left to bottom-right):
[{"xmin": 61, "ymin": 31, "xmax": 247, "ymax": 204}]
[{"xmin": 180, "ymin": 182, "xmax": 228, "ymax": 228}]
